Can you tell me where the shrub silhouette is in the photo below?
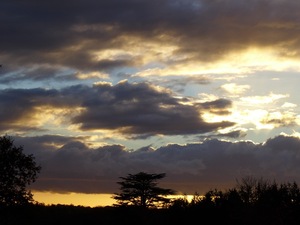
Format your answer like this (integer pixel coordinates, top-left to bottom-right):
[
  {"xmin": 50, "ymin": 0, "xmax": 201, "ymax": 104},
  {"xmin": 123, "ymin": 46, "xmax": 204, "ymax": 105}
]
[{"xmin": 2, "ymin": 175, "xmax": 300, "ymax": 225}]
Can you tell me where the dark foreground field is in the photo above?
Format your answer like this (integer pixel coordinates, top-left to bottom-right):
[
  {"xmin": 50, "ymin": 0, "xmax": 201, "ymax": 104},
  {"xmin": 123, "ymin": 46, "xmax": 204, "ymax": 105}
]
[{"xmin": 1, "ymin": 203, "xmax": 300, "ymax": 225}]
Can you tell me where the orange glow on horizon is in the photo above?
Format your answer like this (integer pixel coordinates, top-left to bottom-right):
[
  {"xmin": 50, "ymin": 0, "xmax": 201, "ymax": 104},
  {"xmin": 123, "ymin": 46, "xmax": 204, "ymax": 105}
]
[
  {"xmin": 33, "ymin": 192, "xmax": 195, "ymax": 208},
  {"xmin": 33, "ymin": 192, "xmax": 117, "ymax": 207}
]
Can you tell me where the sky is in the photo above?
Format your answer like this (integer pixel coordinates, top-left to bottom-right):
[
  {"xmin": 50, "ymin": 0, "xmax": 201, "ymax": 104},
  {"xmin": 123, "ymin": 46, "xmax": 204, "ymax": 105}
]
[{"xmin": 1, "ymin": 0, "xmax": 300, "ymax": 207}]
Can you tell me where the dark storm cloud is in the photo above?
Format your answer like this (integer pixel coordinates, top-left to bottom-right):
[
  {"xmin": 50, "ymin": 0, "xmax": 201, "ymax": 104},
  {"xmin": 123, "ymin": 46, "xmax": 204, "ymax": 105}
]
[
  {"xmin": 71, "ymin": 81, "xmax": 234, "ymax": 135},
  {"xmin": 1, "ymin": 0, "xmax": 300, "ymax": 77},
  {"xmin": 0, "ymin": 81, "xmax": 234, "ymax": 134},
  {"xmin": 13, "ymin": 134, "xmax": 300, "ymax": 194}
]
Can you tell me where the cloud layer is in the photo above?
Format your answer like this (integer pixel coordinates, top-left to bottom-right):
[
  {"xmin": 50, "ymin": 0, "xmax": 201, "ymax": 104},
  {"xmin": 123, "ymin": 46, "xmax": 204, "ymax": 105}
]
[
  {"xmin": 0, "ymin": 81, "xmax": 234, "ymax": 136},
  {"xmin": 14, "ymin": 134, "xmax": 300, "ymax": 194},
  {"xmin": 1, "ymin": 0, "xmax": 300, "ymax": 78}
]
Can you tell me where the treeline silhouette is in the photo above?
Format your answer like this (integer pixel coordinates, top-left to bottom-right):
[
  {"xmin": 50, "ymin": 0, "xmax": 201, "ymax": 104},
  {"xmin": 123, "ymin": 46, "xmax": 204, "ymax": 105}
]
[{"xmin": 2, "ymin": 176, "xmax": 300, "ymax": 225}]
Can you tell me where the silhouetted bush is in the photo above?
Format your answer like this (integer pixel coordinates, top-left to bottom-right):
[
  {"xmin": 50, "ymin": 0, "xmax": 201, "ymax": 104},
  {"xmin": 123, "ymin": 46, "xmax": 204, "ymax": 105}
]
[{"xmin": 2, "ymin": 176, "xmax": 300, "ymax": 225}]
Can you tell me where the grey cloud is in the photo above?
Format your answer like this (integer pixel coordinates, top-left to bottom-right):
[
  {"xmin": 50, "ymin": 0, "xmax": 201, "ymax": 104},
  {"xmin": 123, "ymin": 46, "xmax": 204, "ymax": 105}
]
[
  {"xmin": 199, "ymin": 98, "xmax": 232, "ymax": 115},
  {"xmin": 220, "ymin": 130, "xmax": 247, "ymax": 138},
  {"xmin": 263, "ymin": 135, "xmax": 300, "ymax": 153},
  {"xmin": 0, "ymin": 66, "xmax": 76, "ymax": 84},
  {"xmin": 0, "ymin": 88, "xmax": 77, "ymax": 131},
  {"xmin": 0, "ymin": 82, "xmax": 234, "ymax": 135},
  {"xmin": 0, "ymin": 88, "xmax": 54, "ymax": 129},
  {"xmin": 71, "ymin": 81, "xmax": 234, "ymax": 135},
  {"xmin": 12, "ymin": 134, "xmax": 300, "ymax": 194},
  {"xmin": 261, "ymin": 117, "xmax": 298, "ymax": 128},
  {"xmin": 154, "ymin": 75, "xmax": 211, "ymax": 93},
  {"xmin": 1, "ymin": 0, "xmax": 300, "ymax": 77},
  {"xmin": 198, "ymin": 130, "xmax": 247, "ymax": 140}
]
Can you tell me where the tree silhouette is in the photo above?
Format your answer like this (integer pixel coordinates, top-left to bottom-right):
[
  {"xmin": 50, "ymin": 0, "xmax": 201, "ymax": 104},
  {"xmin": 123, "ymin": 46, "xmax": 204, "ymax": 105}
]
[
  {"xmin": 0, "ymin": 135, "xmax": 41, "ymax": 206},
  {"xmin": 113, "ymin": 172, "xmax": 176, "ymax": 208}
]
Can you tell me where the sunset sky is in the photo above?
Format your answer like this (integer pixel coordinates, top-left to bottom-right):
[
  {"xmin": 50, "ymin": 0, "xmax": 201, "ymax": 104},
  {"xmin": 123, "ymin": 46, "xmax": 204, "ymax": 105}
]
[{"xmin": 1, "ymin": 0, "xmax": 300, "ymax": 207}]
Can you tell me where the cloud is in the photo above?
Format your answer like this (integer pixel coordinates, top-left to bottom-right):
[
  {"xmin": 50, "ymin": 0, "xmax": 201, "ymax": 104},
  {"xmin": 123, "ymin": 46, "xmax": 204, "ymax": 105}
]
[
  {"xmin": 240, "ymin": 93, "xmax": 289, "ymax": 105},
  {"xmin": 72, "ymin": 81, "xmax": 235, "ymax": 135},
  {"xmin": 199, "ymin": 129, "xmax": 247, "ymax": 139},
  {"xmin": 220, "ymin": 83, "xmax": 251, "ymax": 96},
  {"xmin": 198, "ymin": 98, "xmax": 232, "ymax": 115},
  {"xmin": 0, "ymin": 87, "xmax": 78, "ymax": 132},
  {"xmin": 1, "ymin": 0, "xmax": 300, "ymax": 78},
  {"xmin": 13, "ymin": 134, "xmax": 300, "ymax": 194},
  {"xmin": 0, "ymin": 81, "xmax": 234, "ymax": 135},
  {"xmin": 149, "ymin": 75, "xmax": 211, "ymax": 93},
  {"xmin": 260, "ymin": 111, "xmax": 298, "ymax": 128}
]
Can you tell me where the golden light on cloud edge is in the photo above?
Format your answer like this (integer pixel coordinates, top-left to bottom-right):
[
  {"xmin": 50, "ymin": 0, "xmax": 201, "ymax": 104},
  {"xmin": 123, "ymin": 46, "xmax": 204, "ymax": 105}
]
[
  {"xmin": 132, "ymin": 46, "xmax": 300, "ymax": 80},
  {"xmin": 221, "ymin": 83, "xmax": 251, "ymax": 96},
  {"xmin": 76, "ymin": 71, "xmax": 109, "ymax": 80}
]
